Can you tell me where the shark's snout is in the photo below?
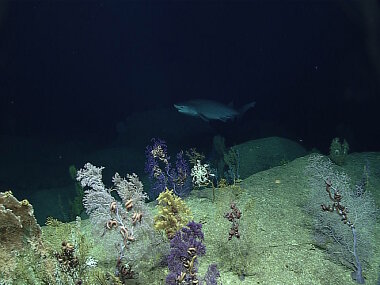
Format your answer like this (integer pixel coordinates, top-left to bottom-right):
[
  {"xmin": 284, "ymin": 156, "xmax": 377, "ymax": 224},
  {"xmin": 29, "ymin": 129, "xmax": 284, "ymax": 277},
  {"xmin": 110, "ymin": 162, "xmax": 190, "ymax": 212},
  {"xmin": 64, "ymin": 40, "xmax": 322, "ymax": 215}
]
[
  {"xmin": 174, "ymin": 103, "xmax": 198, "ymax": 116},
  {"xmin": 174, "ymin": 104, "xmax": 185, "ymax": 113}
]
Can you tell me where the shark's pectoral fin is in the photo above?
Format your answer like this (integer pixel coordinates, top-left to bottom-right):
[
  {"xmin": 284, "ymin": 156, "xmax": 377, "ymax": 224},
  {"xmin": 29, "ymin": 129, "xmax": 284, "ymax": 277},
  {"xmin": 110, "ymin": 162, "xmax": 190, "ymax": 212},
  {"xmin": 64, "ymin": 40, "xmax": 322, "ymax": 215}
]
[{"xmin": 198, "ymin": 114, "xmax": 210, "ymax": 122}]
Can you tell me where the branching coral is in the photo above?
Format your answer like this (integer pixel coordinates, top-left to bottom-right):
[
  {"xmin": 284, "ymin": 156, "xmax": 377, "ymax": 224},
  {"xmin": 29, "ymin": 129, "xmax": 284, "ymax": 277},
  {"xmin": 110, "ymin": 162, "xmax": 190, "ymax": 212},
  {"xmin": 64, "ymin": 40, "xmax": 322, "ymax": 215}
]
[
  {"xmin": 306, "ymin": 155, "xmax": 377, "ymax": 284},
  {"xmin": 166, "ymin": 221, "xmax": 221, "ymax": 285},
  {"xmin": 145, "ymin": 138, "xmax": 192, "ymax": 198},
  {"xmin": 77, "ymin": 163, "xmax": 153, "ymax": 282},
  {"xmin": 224, "ymin": 202, "xmax": 242, "ymax": 240},
  {"xmin": 154, "ymin": 188, "xmax": 192, "ymax": 239},
  {"xmin": 190, "ymin": 160, "xmax": 217, "ymax": 201},
  {"xmin": 166, "ymin": 221, "xmax": 206, "ymax": 285},
  {"xmin": 185, "ymin": 148, "xmax": 205, "ymax": 166},
  {"xmin": 190, "ymin": 160, "xmax": 214, "ymax": 188},
  {"xmin": 52, "ymin": 217, "xmax": 97, "ymax": 285}
]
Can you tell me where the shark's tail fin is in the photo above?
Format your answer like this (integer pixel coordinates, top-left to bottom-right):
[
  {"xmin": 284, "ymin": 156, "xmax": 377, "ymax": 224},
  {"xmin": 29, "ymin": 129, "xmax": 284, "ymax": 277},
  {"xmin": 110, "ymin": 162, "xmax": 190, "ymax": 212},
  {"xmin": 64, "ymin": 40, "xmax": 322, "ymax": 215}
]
[{"xmin": 238, "ymin": 101, "xmax": 256, "ymax": 119}]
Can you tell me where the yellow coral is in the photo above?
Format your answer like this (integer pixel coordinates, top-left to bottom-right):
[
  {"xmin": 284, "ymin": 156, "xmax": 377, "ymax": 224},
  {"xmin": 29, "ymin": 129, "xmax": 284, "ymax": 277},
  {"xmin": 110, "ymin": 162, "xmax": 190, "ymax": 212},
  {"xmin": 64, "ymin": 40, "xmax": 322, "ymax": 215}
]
[
  {"xmin": 154, "ymin": 188, "xmax": 192, "ymax": 239},
  {"xmin": 3, "ymin": 190, "xmax": 13, "ymax": 198},
  {"xmin": 45, "ymin": 216, "xmax": 62, "ymax": 227},
  {"xmin": 217, "ymin": 178, "xmax": 228, "ymax": 188}
]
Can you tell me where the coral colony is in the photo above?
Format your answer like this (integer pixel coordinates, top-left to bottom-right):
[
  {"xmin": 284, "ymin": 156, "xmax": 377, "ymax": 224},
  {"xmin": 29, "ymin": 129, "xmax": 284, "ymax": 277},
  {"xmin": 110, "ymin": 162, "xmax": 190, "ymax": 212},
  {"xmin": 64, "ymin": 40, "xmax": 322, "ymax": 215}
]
[
  {"xmin": 154, "ymin": 188, "xmax": 193, "ymax": 239},
  {"xmin": 191, "ymin": 160, "xmax": 214, "ymax": 188},
  {"xmin": 55, "ymin": 241, "xmax": 80, "ymax": 281},
  {"xmin": 224, "ymin": 202, "xmax": 242, "ymax": 240},
  {"xmin": 190, "ymin": 159, "xmax": 217, "ymax": 201},
  {"xmin": 76, "ymin": 163, "xmax": 149, "ymax": 281},
  {"xmin": 145, "ymin": 138, "xmax": 192, "ymax": 197},
  {"xmin": 307, "ymin": 154, "xmax": 376, "ymax": 284},
  {"xmin": 166, "ymin": 221, "xmax": 221, "ymax": 285},
  {"xmin": 321, "ymin": 179, "xmax": 365, "ymax": 284},
  {"xmin": 2, "ymin": 140, "xmax": 377, "ymax": 284},
  {"xmin": 166, "ymin": 221, "xmax": 206, "ymax": 285}
]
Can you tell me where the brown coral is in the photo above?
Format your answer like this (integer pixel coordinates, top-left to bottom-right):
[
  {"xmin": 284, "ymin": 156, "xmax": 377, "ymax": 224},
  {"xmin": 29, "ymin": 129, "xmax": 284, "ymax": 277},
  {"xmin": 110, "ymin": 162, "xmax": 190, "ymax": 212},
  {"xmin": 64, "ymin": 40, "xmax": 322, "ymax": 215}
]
[
  {"xmin": 0, "ymin": 191, "xmax": 42, "ymax": 251},
  {"xmin": 0, "ymin": 191, "xmax": 52, "ymax": 283}
]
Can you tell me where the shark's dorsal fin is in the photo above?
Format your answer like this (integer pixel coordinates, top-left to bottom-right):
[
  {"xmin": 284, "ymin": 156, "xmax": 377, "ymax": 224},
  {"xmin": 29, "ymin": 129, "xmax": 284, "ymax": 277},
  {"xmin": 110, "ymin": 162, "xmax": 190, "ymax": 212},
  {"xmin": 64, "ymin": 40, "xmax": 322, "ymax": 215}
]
[{"xmin": 237, "ymin": 101, "xmax": 256, "ymax": 119}]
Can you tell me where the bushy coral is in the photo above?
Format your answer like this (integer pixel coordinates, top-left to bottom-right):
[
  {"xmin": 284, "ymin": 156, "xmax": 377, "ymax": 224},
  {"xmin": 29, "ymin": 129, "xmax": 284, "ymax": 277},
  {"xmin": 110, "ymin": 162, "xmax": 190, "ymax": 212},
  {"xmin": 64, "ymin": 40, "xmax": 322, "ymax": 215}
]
[
  {"xmin": 204, "ymin": 263, "xmax": 221, "ymax": 285},
  {"xmin": 76, "ymin": 163, "xmax": 165, "ymax": 283},
  {"xmin": 172, "ymin": 151, "xmax": 192, "ymax": 196},
  {"xmin": 185, "ymin": 148, "xmax": 205, "ymax": 166},
  {"xmin": 77, "ymin": 163, "xmax": 148, "ymax": 239},
  {"xmin": 154, "ymin": 188, "xmax": 192, "ymax": 239},
  {"xmin": 145, "ymin": 138, "xmax": 169, "ymax": 197},
  {"xmin": 166, "ymin": 221, "xmax": 206, "ymax": 285},
  {"xmin": 190, "ymin": 160, "xmax": 214, "ymax": 188},
  {"xmin": 306, "ymin": 154, "xmax": 377, "ymax": 284},
  {"xmin": 166, "ymin": 221, "xmax": 221, "ymax": 285},
  {"xmin": 190, "ymin": 160, "xmax": 217, "ymax": 201},
  {"xmin": 145, "ymin": 138, "xmax": 192, "ymax": 198},
  {"xmin": 224, "ymin": 202, "xmax": 242, "ymax": 240},
  {"xmin": 52, "ymin": 217, "xmax": 98, "ymax": 285}
]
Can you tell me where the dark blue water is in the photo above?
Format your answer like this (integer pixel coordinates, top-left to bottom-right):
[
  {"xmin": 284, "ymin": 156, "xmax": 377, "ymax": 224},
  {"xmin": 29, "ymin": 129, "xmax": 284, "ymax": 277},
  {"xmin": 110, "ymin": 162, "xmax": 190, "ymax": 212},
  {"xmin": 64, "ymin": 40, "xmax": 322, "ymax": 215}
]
[{"xmin": 0, "ymin": 0, "xmax": 379, "ymax": 223}]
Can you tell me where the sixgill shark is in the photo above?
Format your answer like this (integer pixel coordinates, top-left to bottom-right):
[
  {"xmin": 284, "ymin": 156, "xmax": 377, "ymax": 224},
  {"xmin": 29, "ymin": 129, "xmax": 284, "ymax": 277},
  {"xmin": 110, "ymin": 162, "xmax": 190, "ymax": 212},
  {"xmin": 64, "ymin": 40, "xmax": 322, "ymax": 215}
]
[{"xmin": 174, "ymin": 99, "xmax": 255, "ymax": 122}]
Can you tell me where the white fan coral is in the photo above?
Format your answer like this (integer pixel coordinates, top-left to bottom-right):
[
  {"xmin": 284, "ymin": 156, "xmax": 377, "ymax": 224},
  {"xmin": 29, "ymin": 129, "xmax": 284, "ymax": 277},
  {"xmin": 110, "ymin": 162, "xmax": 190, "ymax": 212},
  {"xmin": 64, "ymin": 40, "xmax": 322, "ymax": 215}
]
[{"xmin": 76, "ymin": 163, "xmax": 152, "ymax": 267}]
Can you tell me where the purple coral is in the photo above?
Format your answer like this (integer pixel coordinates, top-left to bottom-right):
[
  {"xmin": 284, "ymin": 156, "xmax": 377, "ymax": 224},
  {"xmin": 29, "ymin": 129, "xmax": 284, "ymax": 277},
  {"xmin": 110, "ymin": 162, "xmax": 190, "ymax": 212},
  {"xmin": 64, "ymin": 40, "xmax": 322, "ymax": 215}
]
[
  {"xmin": 145, "ymin": 138, "xmax": 170, "ymax": 178},
  {"xmin": 170, "ymin": 151, "xmax": 192, "ymax": 197},
  {"xmin": 145, "ymin": 138, "xmax": 192, "ymax": 198},
  {"xmin": 204, "ymin": 263, "xmax": 221, "ymax": 285},
  {"xmin": 166, "ymin": 221, "xmax": 206, "ymax": 285},
  {"xmin": 166, "ymin": 221, "xmax": 222, "ymax": 285},
  {"xmin": 145, "ymin": 138, "xmax": 170, "ymax": 197}
]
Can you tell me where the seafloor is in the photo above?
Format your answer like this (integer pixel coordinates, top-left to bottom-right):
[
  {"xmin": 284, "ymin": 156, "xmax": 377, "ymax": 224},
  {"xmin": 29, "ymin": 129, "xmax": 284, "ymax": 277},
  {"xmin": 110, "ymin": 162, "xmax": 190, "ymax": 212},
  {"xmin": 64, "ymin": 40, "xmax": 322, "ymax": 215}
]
[{"xmin": 0, "ymin": 136, "xmax": 379, "ymax": 285}]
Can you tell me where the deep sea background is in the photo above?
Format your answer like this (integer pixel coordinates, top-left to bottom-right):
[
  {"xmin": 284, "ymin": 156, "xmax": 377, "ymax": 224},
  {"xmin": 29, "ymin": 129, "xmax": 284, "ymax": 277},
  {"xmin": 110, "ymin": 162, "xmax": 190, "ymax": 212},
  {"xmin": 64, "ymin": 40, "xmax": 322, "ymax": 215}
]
[{"xmin": 0, "ymin": 1, "xmax": 379, "ymax": 222}]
